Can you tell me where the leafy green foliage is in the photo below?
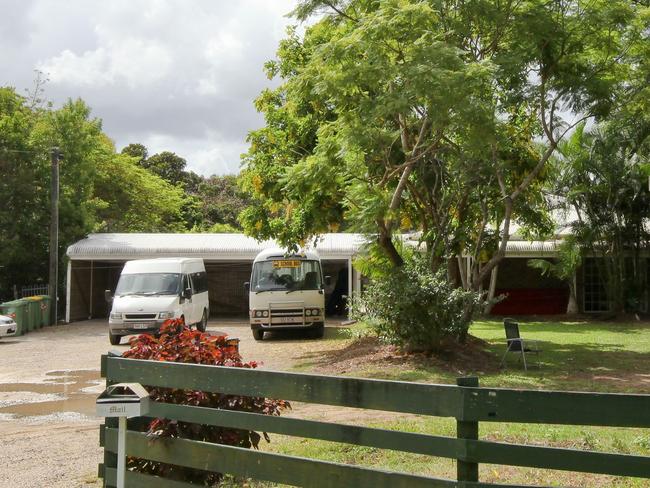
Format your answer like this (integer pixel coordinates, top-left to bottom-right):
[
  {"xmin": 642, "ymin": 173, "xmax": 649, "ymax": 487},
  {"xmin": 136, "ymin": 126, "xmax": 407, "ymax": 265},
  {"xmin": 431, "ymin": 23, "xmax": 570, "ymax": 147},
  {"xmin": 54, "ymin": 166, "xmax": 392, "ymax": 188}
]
[
  {"xmin": 241, "ymin": 0, "xmax": 645, "ymax": 299},
  {"xmin": 193, "ymin": 175, "xmax": 250, "ymax": 231},
  {"xmin": 528, "ymin": 238, "xmax": 581, "ymax": 283},
  {"xmin": 351, "ymin": 254, "xmax": 482, "ymax": 352},
  {"xmin": 0, "ymin": 87, "xmax": 49, "ymax": 296},
  {"xmin": 0, "ymin": 90, "xmax": 107, "ymax": 297},
  {"xmin": 0, "ymin": 88, "xmax": 189, "ymax": 298},
  {"xmin": 528, "ymin": 237, "xmax": 581, "ymax": 313},
  {"xmin": 123, "ymin": 319, "xmax": 290, "ymax": 484},
  {"xmin": 120, "ymin": 143, "xmax": 148, "ymax": 164},
  {"xmin": 552, "ymin": 117, "xmax": 650, "ymax": 313},
  {"xmin": 120, "ymin": 143, "xmax": 250, "ymax": 231},
  {"xmin": 141, "ymin": 151, "xmax": 189, "ymax": 187},
  {"xmin": 92, "ymin": 149, "xmax": 187, "ymax": 232}
]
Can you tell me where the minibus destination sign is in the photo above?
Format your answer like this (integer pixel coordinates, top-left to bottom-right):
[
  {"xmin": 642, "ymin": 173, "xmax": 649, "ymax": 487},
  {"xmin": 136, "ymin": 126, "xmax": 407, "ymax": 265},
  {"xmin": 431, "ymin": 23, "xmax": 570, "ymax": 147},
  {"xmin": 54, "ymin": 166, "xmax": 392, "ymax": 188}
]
[{"xmin": 272, "ymin": 260, "xmax": 301, "ymax": 268}]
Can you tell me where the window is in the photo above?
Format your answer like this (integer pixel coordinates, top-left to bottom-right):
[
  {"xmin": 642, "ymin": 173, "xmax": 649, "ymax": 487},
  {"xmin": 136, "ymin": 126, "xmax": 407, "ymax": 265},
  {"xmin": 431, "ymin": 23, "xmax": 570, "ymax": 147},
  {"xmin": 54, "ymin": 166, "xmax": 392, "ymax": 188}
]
[
  {"xmin": 251, "ymin": 260, "xmax": 322, "ymax": 292},
  {"xmin": 115, "ymin": 273, "xmax": 181, "ymax": 296},
  {"xmin": 190, "ymin": 271, "xmax": 208, "ymax": 293},
  {"xmin": 182, "ymin": 274, "xmax": 190, "ymax": 292},
  {"xmin": 583, "ymin": 258, "xmax": 609, "ymax": 312}
]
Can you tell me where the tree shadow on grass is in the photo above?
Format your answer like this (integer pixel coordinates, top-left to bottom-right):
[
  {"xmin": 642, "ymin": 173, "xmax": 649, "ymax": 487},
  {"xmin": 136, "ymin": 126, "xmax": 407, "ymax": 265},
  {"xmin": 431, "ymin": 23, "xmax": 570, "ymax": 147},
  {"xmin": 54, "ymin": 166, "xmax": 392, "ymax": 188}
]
[
  {"xmin": 296, "ymin": 334, "xmax": 503, "ymax": 378},
  {"xmin": 297, "ymin": 334, "xmax": 650, "ymax": 393}
]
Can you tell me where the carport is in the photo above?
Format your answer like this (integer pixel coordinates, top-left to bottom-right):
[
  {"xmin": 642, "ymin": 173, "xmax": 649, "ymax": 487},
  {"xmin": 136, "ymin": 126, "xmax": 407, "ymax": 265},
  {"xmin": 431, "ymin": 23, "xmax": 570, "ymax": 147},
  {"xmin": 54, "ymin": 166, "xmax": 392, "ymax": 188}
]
[{"xmin": 65, "ymin": 233, "xmax": 366, "ymax": 323}]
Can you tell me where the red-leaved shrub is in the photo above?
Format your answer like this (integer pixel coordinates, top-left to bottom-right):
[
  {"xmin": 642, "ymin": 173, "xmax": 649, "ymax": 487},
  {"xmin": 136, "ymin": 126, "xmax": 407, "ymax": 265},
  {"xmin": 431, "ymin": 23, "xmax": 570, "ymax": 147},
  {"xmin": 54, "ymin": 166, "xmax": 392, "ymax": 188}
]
[{"xmin": 122, "ymin": 318, "xmax": 290, "ymax": 484}]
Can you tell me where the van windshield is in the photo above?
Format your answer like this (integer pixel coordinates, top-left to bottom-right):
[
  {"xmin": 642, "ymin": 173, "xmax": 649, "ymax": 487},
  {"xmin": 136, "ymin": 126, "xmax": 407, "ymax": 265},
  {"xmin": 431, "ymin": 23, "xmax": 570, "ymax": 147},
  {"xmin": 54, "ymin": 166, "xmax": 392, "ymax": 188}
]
[
  {"xmin": 251, "ymin": 259, "xmax": 322, "ymax": 293},
  {"xmin": 115, "ymin": 273, "xmax": 181, "ymax": 296}
]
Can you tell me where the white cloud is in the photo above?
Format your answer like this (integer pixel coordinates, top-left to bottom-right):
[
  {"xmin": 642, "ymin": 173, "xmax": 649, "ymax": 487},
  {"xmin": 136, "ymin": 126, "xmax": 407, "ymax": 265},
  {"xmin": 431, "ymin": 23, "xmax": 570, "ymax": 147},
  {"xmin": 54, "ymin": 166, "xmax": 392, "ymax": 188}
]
[
  {"xmin": 141, "ymin": 132, "xmax": 247, "ymax": 176},
  {"xmin": 41, "ymin": 37, "xmax": 172, "ymax": 88},
  {"xmin": 41, "ymin": 48, "xmax": 109, "ymax": 86},
  {"xmin": 2, "ymin": 0, "xmax": 299, "ymax": 175},
  {"xmin": 204, "ymin": 30, "xmax": 245, "ymax": 63}
]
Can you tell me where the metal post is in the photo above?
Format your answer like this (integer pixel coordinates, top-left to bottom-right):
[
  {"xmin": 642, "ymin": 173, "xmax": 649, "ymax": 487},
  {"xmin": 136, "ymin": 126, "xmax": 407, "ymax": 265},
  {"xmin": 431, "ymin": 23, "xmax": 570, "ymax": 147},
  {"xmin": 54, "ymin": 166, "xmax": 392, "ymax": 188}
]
[
  {"xmin": 456, "ymin": 376, "xmax": 479, "ymax": 483},
  {"xmin": 89, "ymin": 260, "xmax": 94, "ymax": 319},
  {"xmin": 347, "ymin": 258, "xmax": 353, "ymax": 314},
  {"xmin": 65, "ymin": 261, "xmax": 71, "ymax": 324},
  {"xmin": 117, "ymin": 416, "xmax": 127, "ymax": 488},
  {"xmin": 49, "ymin": 148, "xmax": 60, "ymax": 325}
]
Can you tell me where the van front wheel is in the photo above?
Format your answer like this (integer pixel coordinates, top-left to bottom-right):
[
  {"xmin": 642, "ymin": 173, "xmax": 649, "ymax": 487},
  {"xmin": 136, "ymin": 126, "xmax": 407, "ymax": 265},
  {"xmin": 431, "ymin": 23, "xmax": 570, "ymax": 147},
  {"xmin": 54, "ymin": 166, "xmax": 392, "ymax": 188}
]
[
  {"xmin": 109, "ymin": 331, "xmax": 121, "ymax": 345},
  {"xmin": 252, "ymin": 329, "xmax": 264, "ymax": 341},
  {"xmin": 197, "ymin": 310, "xmax": 207, "ymax": 332}
]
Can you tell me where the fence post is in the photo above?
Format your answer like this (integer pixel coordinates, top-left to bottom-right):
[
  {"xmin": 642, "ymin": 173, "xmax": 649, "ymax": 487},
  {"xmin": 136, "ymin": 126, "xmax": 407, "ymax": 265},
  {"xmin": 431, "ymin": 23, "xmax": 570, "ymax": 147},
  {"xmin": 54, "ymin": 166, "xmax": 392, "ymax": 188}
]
[
  {"xmin": 456, "ymin": 376, "xmax": 479, "ymax": 483},
  {"xmin": 100, "ymin": 355, "xmax": 118, "ymax": 488}
]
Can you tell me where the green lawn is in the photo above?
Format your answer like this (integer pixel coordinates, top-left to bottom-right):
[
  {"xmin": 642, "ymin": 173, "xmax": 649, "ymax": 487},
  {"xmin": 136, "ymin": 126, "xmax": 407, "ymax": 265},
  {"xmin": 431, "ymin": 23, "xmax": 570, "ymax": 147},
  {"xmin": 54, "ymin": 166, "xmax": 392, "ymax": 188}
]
[
  {"xmin": 244, "ymin": 319, "xmax": 650, "ymax": 487},
  {"xmin": 350, "ymin": 319, "xmax": 650, "ymax": 393}
]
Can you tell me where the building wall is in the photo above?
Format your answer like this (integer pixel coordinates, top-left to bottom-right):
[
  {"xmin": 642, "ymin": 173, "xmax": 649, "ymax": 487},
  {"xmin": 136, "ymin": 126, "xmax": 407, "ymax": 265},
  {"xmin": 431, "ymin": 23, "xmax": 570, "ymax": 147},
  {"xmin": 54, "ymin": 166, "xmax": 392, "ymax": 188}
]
[
  {"xmin": 68, "ymin": 261, "xmax": 91, "ymax": 322},
  {"xmin": 496, "ymin": 258, "xmax": 565, "ymax": 289},
  {"xmin": 491, "ymin": 258, "xmax": 569, "ymax": 315},
  {"xmin": 68, "ymin": 261, "xmax": 123, "ymax": 321},
  {"xmin": 205, "ymin": 261, "xmax": 252, "ymax": 316}
]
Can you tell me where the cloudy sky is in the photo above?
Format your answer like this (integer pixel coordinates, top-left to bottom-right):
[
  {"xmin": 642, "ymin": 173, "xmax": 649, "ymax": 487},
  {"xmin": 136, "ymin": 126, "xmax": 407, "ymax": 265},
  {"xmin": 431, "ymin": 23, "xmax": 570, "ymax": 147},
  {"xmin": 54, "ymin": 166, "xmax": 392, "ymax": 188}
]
[{"xmin": 0, "ymin": 0, "xmax": 299, "ymax": 175}]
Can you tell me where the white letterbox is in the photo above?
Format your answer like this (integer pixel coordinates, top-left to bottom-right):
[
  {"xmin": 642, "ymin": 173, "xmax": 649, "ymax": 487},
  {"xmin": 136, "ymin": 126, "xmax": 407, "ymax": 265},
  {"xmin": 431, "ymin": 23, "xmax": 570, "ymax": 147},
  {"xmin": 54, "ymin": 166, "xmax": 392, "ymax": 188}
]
[{"xmin": 96, "ymin": 382, "xmax": 150, "ymax": 418}]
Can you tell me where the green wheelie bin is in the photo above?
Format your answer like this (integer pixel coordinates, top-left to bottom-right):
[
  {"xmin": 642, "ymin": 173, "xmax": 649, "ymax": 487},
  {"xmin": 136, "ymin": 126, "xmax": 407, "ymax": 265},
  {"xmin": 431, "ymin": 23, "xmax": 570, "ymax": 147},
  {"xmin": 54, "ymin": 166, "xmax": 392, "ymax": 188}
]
[
  {"xmin": 37, "ymin": 296, "xmax": 52, "ymax": 326},
  {"xmin": 24, "ymin": 296, "xmax": 43, "ymax": 330},
  {"xmin": 0, "ymin": 300, "xmax": 29, "ymax": 336}
]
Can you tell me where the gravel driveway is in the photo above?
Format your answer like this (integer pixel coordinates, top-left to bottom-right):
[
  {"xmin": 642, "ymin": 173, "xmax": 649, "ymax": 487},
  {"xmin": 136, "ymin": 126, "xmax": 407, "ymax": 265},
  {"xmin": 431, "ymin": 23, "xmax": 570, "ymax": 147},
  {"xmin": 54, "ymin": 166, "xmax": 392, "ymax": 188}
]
[{"xmin": 0, "ymin": 319, "xmax": 343, "ymax": 488}]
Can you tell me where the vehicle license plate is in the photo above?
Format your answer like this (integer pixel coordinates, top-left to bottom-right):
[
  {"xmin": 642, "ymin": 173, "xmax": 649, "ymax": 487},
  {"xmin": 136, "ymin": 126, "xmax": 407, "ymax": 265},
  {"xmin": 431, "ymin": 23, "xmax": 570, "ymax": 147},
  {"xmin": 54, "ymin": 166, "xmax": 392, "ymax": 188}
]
[
  {"xmin": 272, "ymin": 316, "xmax": 304, "ymax": 324},
  {"xmin": 132, "ymin": 323, "xmax": 150, "ymax": 329}
]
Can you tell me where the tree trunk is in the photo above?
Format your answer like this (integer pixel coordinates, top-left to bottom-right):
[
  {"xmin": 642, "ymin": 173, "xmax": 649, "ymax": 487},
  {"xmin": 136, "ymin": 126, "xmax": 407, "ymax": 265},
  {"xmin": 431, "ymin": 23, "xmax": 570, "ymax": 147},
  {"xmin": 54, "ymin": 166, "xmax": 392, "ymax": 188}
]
[
  {"xmin": 566, "ymin": 284, "xmax": 579, "ymax": 314},
  {"xmin": 377, "ymin": 231, "xmax": 404, "ymax": 267},
  {"xmin": 483, "ymin": 264, "xmax": 499, "ymax": 314},
  {"xmin": 448, "ymin": 257, "xmax": 461, "ymax": 288}
]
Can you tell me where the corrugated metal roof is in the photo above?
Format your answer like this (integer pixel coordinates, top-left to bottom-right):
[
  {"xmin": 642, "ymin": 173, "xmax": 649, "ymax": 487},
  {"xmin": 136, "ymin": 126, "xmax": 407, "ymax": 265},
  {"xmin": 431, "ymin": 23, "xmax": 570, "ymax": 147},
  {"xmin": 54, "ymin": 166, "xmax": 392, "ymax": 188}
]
[
  {"xmin": 67, "ymin": 232, "xmax": 563, "ymax": 261},
  {"xmin": 505, "ymin": 239, "xmax": 561, "ymax": 256},
  {"xmin": 66, "ymin": 233, "xmax": 368, "ymax": 261}
]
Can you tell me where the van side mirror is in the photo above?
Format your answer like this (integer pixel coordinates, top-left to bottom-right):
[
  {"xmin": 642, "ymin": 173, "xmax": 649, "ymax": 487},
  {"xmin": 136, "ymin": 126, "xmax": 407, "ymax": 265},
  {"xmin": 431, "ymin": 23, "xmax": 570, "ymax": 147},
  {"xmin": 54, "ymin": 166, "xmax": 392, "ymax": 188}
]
[
  {"xmin": 182, "ymin": 287, "xmax": 193, "ymax": 300},
  {"xmin": 324, "ymin": 276, "xmax": 332, "ymax": 286},
  {"xmin": 244, "ymin": 282, "xmax": 250, "ymax": 293},
  {"xmin": 104, "ymin": 290, "xmax": 113, "ymax": 303}
]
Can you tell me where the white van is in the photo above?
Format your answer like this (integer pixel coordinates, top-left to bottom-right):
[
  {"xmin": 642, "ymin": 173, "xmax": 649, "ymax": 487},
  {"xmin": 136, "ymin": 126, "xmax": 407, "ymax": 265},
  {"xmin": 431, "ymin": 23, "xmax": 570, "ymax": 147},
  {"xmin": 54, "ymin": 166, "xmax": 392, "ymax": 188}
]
[
  {"xmin": 246, "ymin": 248, "xmax": 328, "ymax": 340},
  {"xmin": 107, "ymin": 258, "xmax": 209, "ymax": 345}
]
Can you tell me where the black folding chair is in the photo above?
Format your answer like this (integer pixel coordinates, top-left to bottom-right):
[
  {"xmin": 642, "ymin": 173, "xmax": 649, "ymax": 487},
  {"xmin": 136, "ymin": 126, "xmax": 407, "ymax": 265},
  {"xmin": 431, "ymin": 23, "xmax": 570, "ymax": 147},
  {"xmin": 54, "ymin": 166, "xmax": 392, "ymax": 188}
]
[{"xmin": 500, "ymin": 318, "xmax": 541, "ymax": 371}]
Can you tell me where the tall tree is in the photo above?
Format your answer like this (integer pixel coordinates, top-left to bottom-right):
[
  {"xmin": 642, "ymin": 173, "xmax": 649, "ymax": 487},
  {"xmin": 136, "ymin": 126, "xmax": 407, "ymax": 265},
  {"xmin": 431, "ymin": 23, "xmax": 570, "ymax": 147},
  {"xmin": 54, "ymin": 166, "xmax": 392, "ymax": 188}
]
[
  {"xmin": 196, "ymin": 175, "xmax": 250, "ymax": 230},
  {"xmin": 241, "ymin": 0, "xmax": 645, "ymax": 297},
  {"xmin": 120, "ymin": 143, "xmax": 148, "ymax": 166},
  {"xmin": 553, "ymin": 121, "xmax": 649, "ymax": 313},
  {"xmin": 0, "ymin": 87, "xmax": 49, "ymax": 296},
  {"xmin": 0, "ymin": 91, "xmax": 109, "ymax": 297},
  {"xmin": 94, "ymin": 146, "xmax": 187, "ymax": 232},
  {"xmin": 34, "ymin": 98, "xmax": 105, "ymax": 248},
  {"xmin": 0, "ymin": 87, "xmax": 192, "ymax": 298},
  {"xmin": 143, "ymin": 151, "xmax": 188, "ymax": 187}
]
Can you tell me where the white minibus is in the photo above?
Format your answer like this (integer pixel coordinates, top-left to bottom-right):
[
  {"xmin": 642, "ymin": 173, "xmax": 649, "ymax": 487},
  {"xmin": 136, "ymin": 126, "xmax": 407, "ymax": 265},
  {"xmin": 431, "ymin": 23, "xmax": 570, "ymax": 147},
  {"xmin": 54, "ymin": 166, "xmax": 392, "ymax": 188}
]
[
  {"xmin": 107, "ymin": 258, "xmax": 209, "ymax": 344},
  {"xmin": 246, "ymin": 248, "xmax": 328, "ymax": 340}
]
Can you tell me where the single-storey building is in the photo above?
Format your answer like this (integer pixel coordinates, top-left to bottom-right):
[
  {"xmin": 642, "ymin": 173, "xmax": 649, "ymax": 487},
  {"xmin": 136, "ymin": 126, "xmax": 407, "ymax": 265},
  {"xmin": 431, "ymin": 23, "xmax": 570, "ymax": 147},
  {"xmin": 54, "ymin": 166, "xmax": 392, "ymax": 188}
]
[
  {"xmin": 65, "ymin": 233, "xmax": 365, "ymax": 323},
  {"xmin": 65, "ymin": 230, "xmax": 637, "ymax": 323}
]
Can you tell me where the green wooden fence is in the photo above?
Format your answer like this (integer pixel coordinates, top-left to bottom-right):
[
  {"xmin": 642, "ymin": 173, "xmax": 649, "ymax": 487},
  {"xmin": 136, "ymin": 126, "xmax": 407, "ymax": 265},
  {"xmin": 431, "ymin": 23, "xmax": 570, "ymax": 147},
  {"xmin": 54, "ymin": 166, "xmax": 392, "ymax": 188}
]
[{"xmin": 99, "ymin": 355, "xmax": 650, "ymax": 487}]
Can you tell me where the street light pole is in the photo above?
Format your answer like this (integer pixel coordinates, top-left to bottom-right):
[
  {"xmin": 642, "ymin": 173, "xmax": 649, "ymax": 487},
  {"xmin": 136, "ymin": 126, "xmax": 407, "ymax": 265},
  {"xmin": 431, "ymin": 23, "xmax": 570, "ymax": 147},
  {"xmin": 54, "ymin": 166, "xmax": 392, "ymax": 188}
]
[{"xmin": 49, "ymin": 147, "xmax": 60, "ymax": 325}]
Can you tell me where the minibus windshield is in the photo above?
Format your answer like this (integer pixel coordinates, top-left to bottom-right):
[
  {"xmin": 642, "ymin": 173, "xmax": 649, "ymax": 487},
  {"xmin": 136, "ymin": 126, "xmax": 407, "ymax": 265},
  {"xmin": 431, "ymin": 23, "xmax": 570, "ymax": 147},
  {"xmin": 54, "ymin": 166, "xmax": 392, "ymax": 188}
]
[
  {"xmin": 115, "ymin": 273, "xmax": 181, "ymax": 296},
  {"xmin": 251, "ymin": 259, "xmax": 322, "ymax": 293}
]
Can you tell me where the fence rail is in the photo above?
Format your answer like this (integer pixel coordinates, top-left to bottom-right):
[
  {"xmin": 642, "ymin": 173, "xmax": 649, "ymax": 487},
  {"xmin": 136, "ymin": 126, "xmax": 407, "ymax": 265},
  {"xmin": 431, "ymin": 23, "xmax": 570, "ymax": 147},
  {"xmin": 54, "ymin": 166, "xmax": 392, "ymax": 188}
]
[
  {"xmin": 20, "ymin": 284, "xmax": 49, "ymax": 298},
  {"xmin": 99, "ymin": 355, "xmax": 650, "ymax": 487}
]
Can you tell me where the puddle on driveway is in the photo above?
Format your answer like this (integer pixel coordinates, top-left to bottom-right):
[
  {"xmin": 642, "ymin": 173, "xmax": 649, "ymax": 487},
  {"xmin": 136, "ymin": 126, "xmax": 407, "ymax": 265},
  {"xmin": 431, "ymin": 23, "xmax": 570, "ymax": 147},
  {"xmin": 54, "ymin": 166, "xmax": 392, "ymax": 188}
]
[{"xmin": 0, "ymin": 370, "xmax": 102, "ymax": 420}]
